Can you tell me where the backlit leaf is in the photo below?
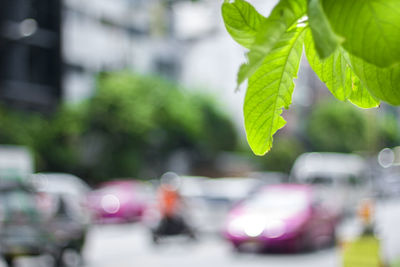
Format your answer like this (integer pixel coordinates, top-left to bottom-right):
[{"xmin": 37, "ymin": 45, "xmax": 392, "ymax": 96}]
[
  {"xmin": 221, "ymin": 0, "xmax": 267, "ymax": 49},
  {"xmin": 305, "ymin": 29, "xmax": 379, "ymax": 108},
  {"xmin": 237, "ymin": 0, "xmax": 307, "ymax": 86},
  {"xmin": 348, "ymin": 75, "xmax": 380, "ymax": 109},
  {"xmin": 244, "ymin": 27, "xmax": 306, "ymax": 155},
  {"xmin": 351, "ymin": 56, "xmax": 400, "ymax": 105},
  {"xmin": 307, "ymin": 0, "xmax": 342, "ymax": 59},
  {"xmin": 305, "ymin": 29, "xmax": 351, "ymax": 101},
  {"xmin": 322, "ymin": 0, "xmax": 400, "ymax": 67}
]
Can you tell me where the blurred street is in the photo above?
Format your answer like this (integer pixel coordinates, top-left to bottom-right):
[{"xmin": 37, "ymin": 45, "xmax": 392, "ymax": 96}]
[
  {"xmin": 81, "ymin": 224, "xmax": 338, "ymax": 267},
  {"xmin": 3, "ymin": 198, "xmax": 400, "ymax": 267},
  {"xmin": 2, "ymin": 1, "xmax": 400, "ymax": 267}
]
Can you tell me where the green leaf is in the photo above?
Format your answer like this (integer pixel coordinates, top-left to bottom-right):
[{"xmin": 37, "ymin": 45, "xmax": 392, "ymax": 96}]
[
  {"xmin": 237, "ymin": 48, "xmax": 273, "ymax": 87},
  {"xmin": 221, "ymin": 0, "xmax": 267, "ymax": 49},
  {"xmin": 305, "ymin": 29, "xmax": 351, "ymax": 101},
  {"xmin": 305, "ymin": 29, "xmax": 379, "ymax": 108},
  {"xmin": 351, "ymin": 56, "xmax": 400, "ymax": 105},
  {"xmin": 307, "ymin": 0, "xmax": 342, "ymax": 59},
  {"xmin": 244, "ymin": 27, "xmax": 306, "ymax": 155},
  {"xmin": 322, "ymin": 0, "xmax": 400, "ymax": 67},
  {"xmin": 252, "ymin": 0, "xmax": 307, "ymax": 51},
  {"xmin": 348, "ymin": 75, "xmax": 380, "ymax": 109},
  {"xmin": 237, "ymin": 0, "xmax": 307, "ymax": 86}
]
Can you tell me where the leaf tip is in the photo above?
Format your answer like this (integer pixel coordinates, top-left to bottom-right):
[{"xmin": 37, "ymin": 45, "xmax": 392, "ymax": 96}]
[{"xmin": 252, "ymin": 146, "xmax": 270, "ymax": 156}]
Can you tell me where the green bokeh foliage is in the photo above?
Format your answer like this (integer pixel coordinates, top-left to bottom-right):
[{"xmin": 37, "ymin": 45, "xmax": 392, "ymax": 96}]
[{"xmin": 0, "ymin": 72, "xmax": 237, "ymax": 183}]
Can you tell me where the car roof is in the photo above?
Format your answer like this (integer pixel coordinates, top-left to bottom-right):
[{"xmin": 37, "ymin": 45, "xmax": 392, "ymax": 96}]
[
  {"xmin": 31, "ymin": 173, "xmax": 90, "ymax": 196},
  {"xmin": 291, "ymin": 152, "xmax": 366, "ymax": 181},
  {"xmin": 202, "ymin": 177, "xmax": 263, "ymax": 200},
  {"xmin": 98, "ymin": 179, "xmax": 146, "ymax": 188}
]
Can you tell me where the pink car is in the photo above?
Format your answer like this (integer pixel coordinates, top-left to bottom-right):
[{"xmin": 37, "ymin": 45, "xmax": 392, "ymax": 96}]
[
  {"xmin": 223, "ymin": 184, "xmax": 338, "ymax": 253},
  {"xmin": 88, "ymin": 180, "xmax": 150, "ymax": 223}
]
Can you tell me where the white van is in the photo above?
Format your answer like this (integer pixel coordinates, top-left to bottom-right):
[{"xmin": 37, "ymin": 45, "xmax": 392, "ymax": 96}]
[
  {"xmin": 0, "ymin": 145, "xmax": 34, "ymax": 178},
  {"xmin": 290, "ymin": 152, "xmax": 372, "ymax": 216}
]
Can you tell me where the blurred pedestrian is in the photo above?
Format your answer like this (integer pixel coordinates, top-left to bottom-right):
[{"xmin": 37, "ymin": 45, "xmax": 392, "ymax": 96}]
[
  {"xmin": 152, "ymin": 172, "xmax": 195, "ymax": 242},
  {"xmin": 342, "ymin": 198, "xmax": 383, "ymax": 267}
]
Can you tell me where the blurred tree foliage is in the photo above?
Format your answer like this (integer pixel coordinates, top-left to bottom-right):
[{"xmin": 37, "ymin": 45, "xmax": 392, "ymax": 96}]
[
  {"xmin": 306, "ymin": 100, "xmax": 400, "ymax": 153},
  {"xmin": 256, "ymin": 100, "xmax": 400, "ymax": 174},
  {"xmin": 258, "ymin": 135, "xmax": 305, "ymax": 173},
  {"xmin": 0, "ymin": 72, "xmax": 237, "ymax": 184},
  {"xmin": 376, "ymin": 112, "xmax": 400, "ymax": 148}
]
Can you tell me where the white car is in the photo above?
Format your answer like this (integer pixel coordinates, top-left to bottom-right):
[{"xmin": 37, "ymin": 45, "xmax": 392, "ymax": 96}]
[
  {"xmin": 290, "ymin": 152, "xmax": 372, "ymax": 216},
  {"xmin": 30, "ymin": 173, "xmax": 91, "ymax": 265}
]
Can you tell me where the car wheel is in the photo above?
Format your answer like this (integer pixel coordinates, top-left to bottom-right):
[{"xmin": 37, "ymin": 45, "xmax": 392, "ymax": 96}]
[
  {"xmin": 299, "ymin": 230, "xmax": 317, "ymax": 252},
  {"xmin": 327, "ymin": 229, "xmax": 337, "ymax": 248},
  {"xmin": 304, "ymin": 229, "xmax": 336, "ymax": 252},
  {"xmin": 3, "ymin": 255, "xmax": 14, "ymax": 267},
  {"xmin": 186, "ymin": 229, "xmax": 197, "ymax": 241},
  {"xmin": 152, "ymin": 233, "xmax": 160, "ymax": 245},
  {"xmin": 232, "ymin": 243, "xmax": 245, "ymax": 253},
  {"xmin": 54, "ymin": 248, "xmax": 82, "ymax": 267},
  {"xmin": 62, "ymin": 248, "xmax": 82, "ymax": 267}
]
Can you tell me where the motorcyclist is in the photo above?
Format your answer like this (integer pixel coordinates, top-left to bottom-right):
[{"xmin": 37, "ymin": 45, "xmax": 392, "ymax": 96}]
[{"xmin": 153, "ymin": 172, "xmax": 194, "ymax": 242}]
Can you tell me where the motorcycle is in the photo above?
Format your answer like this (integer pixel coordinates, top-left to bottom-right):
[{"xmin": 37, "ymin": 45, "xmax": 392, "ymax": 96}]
[{"xmin": 150, "ymin": 214, "xmax": 196, "ymax": 244}]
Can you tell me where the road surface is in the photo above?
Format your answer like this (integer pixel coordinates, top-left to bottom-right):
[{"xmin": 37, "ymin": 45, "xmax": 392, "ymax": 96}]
[{"xmin": 4, "ymin": 198, "xmax": 400, "ymax": 267}]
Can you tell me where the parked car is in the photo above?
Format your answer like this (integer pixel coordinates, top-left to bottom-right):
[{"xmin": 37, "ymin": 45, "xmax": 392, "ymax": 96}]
[
  {"xmin": 0, "ymin": 177, "xmax": 56, "ymax": 267},
  {"xmin": 223, "ymin": 184, "xmax": 338, "ymax": 253},
  {"xmin": 88, "ymin": 180, "xmax": 151, "ymax": 223},
  {"xmin": 290, "ymin": 152, "xmax": 372, "ymax": 215},
  {"xmin": 30, "ymin": 173, "xmax": 92, "ymax": 266}
]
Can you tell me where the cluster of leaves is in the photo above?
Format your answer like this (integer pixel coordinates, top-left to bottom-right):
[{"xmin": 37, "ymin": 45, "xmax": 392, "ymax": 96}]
[
  {"xmin": 0, "ymin": 73, "xmax": 237, "ymax": 183},
  {"xmin": 222, "ymin": 0, "xmax": 400, "ymax": 155},
  {"xmin": 307, "ymin": 100, "xmax": 375, "ymax": 153}
]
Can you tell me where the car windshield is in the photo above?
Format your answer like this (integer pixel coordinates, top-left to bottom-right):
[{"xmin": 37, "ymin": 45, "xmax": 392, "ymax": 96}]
[
  {"xmin": 32, "ymin": 174, "xmax": 90, "ymax": 196},
  {"xmin": 204, "ymin": 179, "xmax": 260, "ymax": 201},
  {"xmin": 244, "ymin": 188, "xmax": 309, "ymax": 217},
  {"xmin": 0, "ymin": 188, "xmax": 40, "ymax": 222}
]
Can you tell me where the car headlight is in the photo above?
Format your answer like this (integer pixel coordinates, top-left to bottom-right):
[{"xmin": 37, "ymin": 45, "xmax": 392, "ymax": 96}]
[
  {"xmin": 228, "ymin": 215, "xmax": 266, "ymax": 237},
  {"xmin": 264, "ymin": 219, "xmax": 285, "ymax": 238},
  {"xmin": 228, "ymin": 216, "xmax": 286, "ymax": 238},
  {"xmin": 227, "ymin": 218, "xmax": 246, "ymax": 236},
  {"xmin": 244, "ymin": 219, "xmax": 266, "ymax": 237},
  {"xmin": 101, "ymin": 194, "xmax": 120, "ymax": 214}
]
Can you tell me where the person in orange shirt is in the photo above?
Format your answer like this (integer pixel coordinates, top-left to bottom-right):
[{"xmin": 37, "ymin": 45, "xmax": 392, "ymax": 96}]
[
  {"xmin": 158, "ymin": 183, "xmax": 181, "ymax": 218},
  {"xmin": 357, "ymin": 198, "xmax": 375, "ymax": 236},
  {"xmin": 153, "ymin": 172, "xmax": 195, "ymax": 242}
]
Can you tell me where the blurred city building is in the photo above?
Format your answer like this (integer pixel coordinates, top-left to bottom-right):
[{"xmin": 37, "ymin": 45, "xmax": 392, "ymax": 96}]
[
  {"xmin": 0, "ymin": 0, "xmax": 62, "ymax": 112},
  {"xmin": 62, "ymin": 0, "xmax": 151, "ymax": 102},
  {"xmin": 0, "ymin": 0, "xmax": 273, "ymax": 121},
  {"xmin": 62, "ymin": 0, "xmax": 223, "ymax": 102},
  {"xmin": 0, "ymin": 0, "xmax": 218, "ymax": 110},
  {"xmin": 0, "ymin": 0, "xmax": 293, "ymax": 125}
]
